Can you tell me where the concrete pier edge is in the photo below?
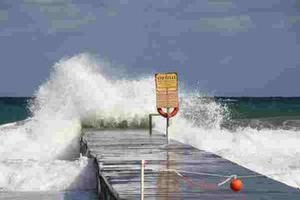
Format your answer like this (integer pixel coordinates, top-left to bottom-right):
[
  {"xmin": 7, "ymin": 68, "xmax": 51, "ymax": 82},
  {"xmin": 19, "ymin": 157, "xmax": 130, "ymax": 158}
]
[{"xmin": 80, "ymin": 134, "xmax": 121, "ymax": 200}]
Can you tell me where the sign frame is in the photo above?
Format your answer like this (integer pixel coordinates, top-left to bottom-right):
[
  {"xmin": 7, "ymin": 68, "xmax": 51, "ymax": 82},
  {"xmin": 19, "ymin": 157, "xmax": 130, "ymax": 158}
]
[{"xmin": 155, "ymin": 72, "xmax": 179, "ymax": 109}]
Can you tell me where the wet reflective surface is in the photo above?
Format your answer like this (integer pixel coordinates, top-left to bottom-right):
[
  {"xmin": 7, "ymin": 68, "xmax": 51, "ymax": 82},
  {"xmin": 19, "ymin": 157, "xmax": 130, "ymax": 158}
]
[{"xmin": 83, "ymin": 129, "xmax": 300, "ymax": 200}]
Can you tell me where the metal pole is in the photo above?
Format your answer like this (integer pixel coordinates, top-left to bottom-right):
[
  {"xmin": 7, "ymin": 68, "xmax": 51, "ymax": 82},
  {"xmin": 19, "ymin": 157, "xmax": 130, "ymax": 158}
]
[
  {"xmin": 149, "ymin": 114, "xmax": 152, "ymax": 136},
  {"xmin": 166, "ymin": 87, "xmax": 170, "ymax": 144},
  {"xmin": 167, "ymin": 143, "xmax": 170, "ymax": 198},
  {"xmin": 140, "ymin": 160, "xmax": 145, "ymax": 200},
  {"xmin": 166, "ymin": 108, "xmax": 170, "ymax": 144}
]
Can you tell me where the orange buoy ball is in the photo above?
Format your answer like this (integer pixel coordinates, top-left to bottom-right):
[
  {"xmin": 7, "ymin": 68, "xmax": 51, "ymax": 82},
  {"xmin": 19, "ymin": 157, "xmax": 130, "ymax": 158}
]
[{"xmin": 230, "ymin": 178, "xmax": 243, "ymax": 192}]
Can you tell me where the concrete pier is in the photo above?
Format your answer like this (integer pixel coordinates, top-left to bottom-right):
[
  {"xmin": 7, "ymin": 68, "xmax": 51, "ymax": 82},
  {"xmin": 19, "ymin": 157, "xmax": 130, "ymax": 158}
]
[{"xmin": 80, "ymin": 129, "xmax": 300, "ymax": 200}]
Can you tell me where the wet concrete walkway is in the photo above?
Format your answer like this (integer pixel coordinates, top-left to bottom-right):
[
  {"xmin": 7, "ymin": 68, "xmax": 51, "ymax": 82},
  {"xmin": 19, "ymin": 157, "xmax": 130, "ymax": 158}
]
[{"xmin": 81, "ymin": 129, "xmax": 300, "ymax": 200}]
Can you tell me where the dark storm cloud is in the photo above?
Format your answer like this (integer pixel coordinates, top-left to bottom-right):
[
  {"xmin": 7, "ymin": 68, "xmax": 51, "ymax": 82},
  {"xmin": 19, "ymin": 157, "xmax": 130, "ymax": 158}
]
[{"xmin": 0, "ymin": 0, "xmax": 300, "ymax": 96}]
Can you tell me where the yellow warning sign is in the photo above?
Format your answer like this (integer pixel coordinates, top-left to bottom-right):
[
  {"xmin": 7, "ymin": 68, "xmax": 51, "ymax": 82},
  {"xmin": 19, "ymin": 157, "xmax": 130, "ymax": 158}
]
[{"xmin": 155, "ymin": 72, "xmax": 178, "ymax": 108}]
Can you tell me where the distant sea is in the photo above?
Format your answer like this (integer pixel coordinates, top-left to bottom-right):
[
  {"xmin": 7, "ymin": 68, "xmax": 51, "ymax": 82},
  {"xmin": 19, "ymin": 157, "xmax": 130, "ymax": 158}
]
[
  {"xmin": 0, "ymin": 97, "xmax": 31, "ymax": 125},
  {"xmin": 2, "ymin": 97, "xmax": 300, "ymax": 130},
  {"xmin": 216, "ymin": 97, "xmax": 300, "ymax": 130}
]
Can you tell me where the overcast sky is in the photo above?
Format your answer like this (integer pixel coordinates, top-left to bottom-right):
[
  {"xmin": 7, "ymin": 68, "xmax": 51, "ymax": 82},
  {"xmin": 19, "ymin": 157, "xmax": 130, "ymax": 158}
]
[{"xmin": 0, "ymin": 0, "xmax": 300, "ymax": 96}]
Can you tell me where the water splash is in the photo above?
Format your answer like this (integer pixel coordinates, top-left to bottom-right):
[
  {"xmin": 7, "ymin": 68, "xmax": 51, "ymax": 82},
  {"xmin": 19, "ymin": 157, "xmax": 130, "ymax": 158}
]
[
  {"xmin": 1, "ymin": 53, "xmax": 300, "ymax": 191},
  {"xmin": 0, "ymin": 156, "xmax": 96, "ymax": 191}
]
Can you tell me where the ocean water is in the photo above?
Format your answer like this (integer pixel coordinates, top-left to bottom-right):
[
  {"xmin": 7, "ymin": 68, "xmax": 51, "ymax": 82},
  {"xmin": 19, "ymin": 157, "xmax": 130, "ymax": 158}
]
[
  {"xmin": 0, "ymin": 97, "xmax": 31, "ymax": 125},
  {"xmin": 2, "ymin": 96, "xmax": 300, "ymax": 130},
  {"xmin": 1, "ymin": 54, "xmax": 300, "ymax": 199},
  {"xmin": 218, "ymin": 97, "xmax": 300, "ymax": 131}
]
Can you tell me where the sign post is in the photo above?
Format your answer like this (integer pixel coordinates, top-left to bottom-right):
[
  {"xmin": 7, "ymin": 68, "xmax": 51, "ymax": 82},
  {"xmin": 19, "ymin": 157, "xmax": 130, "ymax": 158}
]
[
  {"xmin": 155, "ymin": 72, "xmax": 179, "ymax": 143},
  {"xmin": 166, "ymin": 107, "xmax": 170, "ymax": 143}
]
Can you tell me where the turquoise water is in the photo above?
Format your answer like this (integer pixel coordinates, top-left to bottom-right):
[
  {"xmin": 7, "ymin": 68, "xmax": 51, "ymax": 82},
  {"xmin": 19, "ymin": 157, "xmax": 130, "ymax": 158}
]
[
  {"xmin": 0, "ymin": 97, "xmax": 31, "ymax": 125},
  {"xmin": 2, "ymin": 97, "xmax": 300, "ymax": 128},
  {"xmin": 216, "ymin": 97, "xmax": 300, "ymax": 119},
  {"xmin": 213, "ymin": 97, "xmax": 300, "ymax": 130},
  {"xmin": 1, "ymin": 96, "xmax": 300, "ymax": 133}
]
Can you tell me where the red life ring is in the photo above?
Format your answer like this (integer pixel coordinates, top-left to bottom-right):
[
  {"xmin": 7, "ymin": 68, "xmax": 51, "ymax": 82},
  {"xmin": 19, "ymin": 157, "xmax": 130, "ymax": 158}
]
[{"xmin": 157, "ymin": 107, "xmax": 179, "ymax": 118}]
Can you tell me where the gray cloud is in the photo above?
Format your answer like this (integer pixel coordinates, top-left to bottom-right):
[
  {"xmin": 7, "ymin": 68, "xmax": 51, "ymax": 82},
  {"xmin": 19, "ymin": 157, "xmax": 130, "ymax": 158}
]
[
  {"xmin": 220, "ymin": 56, "xmax": 233, "ymax": 64},
  {"xmin": 0, "ymin": 10, "xmax": 8, "ymax": 22},
  {"xmin": 288, "ymin": 16, "xmax": 300, "ymax": 25},
  {"xmin": 49, "ymin": 14, "xmax": 96, "ymax": 33},
  {"xmin": 22, "ymin": 0, "xmax": 96, "ymax": 33},
  {"xmin": 168, "ymin": 48, "xmax": 188, "ymax": 64},
  {"xmin": 272, "ymin": 19, "xmax": 286, "ymax": 29},
  {"xmin": 192, "ymin": 15, "xmax": 254, "ymax": 35},
  {"xmin": 295, "ymin": 0, "xmax": 300, "ymax": 10},
  {"xmin": 207, "ymin": 0, "xmax": 235, "ymax": 11},
  {"xmin": 24, "ymin": 0, "xmax": 65, "ymax": 5},
  {"xmin": 0, "ymin": 27, "xmax": 34, "ymax": 37}
]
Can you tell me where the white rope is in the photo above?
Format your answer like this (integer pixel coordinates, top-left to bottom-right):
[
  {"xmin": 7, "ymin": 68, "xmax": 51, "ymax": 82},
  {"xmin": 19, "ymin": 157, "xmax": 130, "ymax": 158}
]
[
  {"xmin": 143, "ymin": 161, "xmax": 283, "ymax": 189},
  {"xmin": 218, "ymin": 175, "xmax": 237, "ymax": 187},
  {"xmin": 147, "ymin": 167, "xmax": 281, "ymax": 190},
  {"xmin": 151, "ymin": 168, "xmax": 266, "ymax": 178},
  {"xmin": 171, "ymin": 169, "xmax": 232, "ymax": 178}
]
